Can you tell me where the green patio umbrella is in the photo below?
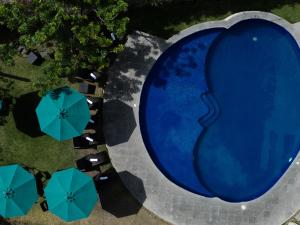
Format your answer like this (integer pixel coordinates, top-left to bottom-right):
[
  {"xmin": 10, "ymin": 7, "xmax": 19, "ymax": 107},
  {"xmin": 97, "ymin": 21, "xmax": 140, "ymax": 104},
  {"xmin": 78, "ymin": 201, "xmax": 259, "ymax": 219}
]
[
  {"xmin": 35, "ymin": 87, "xmax": 90, "ymax": 141},
  {"xmin": 44, "ymin": 168, "xmax": 98, "ymax": 222},
  {"xmin": 0, "ymin": 164, "xmax": 38, "ymax": 218}
]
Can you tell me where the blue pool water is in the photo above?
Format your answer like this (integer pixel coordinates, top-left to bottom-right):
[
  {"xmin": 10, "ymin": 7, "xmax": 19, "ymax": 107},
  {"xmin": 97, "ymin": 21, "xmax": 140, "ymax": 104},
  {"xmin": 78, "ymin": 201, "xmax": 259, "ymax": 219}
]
[{"xmin": 139, "ymin": 19, "xmax": 300, "ymax": 202}]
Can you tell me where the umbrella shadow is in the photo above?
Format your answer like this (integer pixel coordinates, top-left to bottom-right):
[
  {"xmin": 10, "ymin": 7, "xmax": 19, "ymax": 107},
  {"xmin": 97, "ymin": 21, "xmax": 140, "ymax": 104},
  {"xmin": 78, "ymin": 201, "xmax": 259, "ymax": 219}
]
[
  {"xmin": 23, "ymin": 166, "xmax": 51, "ymax": 197},
  {"xmin": 34, "ymin": 170, "xmax": 51, "ymax": 197},
  {"xmin": 95, "ymin": 170, "xmax": 146, "ymax": 218},
  {"xmin": 12, "ymin": 91, "xmax": 44, "ymax": 137},
  {"xmin": 87, "ymin": 101, "xmax": 106, "ymax": 145},
  {"xmin": 103, "ymin": 100, "xmax": 137, "ymax": 146},
  {"xmin": 23, "ymin": 166, "xmax": 51, "ymax": 212}
]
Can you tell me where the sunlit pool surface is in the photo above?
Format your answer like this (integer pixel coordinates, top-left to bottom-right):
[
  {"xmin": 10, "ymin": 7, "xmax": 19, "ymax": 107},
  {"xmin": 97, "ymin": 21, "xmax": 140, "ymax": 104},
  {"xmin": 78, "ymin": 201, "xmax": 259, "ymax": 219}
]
[{"xmin": 139, "ymin": 19, "xmax": 300, "ymax": 202}]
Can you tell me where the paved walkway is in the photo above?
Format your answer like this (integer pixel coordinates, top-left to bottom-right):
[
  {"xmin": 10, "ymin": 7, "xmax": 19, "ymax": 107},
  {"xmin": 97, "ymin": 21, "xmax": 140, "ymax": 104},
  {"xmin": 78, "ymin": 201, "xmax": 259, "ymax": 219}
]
[{"xmin": 103, "ymin": 11, "xmax": 300, "ymax": 225}]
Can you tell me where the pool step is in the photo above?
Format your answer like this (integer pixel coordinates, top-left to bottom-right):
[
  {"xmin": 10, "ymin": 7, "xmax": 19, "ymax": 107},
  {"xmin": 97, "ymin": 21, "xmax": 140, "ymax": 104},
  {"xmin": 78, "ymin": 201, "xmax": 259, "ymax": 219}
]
[{"xmin": 199, "ymin": 92, "xmax": 221, "ymax": 127}]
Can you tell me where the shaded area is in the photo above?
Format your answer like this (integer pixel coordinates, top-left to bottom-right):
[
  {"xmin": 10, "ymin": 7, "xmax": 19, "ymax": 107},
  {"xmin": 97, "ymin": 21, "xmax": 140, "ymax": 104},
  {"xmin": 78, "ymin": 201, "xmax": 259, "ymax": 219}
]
[
  {"xmin": 103, "ymin": 100, "xmax": 137, "ymax": 146},
  {"xmin": 34, "ymin": 170, "xmax": 51, "ymax": 197},
  {"xmin": 0, "ymin": 26, "xmax": 19, "ymax": 44},
  {"xmin": 0, "ymin": 72, "xmax": 30, "ymax": 82},
  {"xmin": 27, "ymin": 52, "xmax": 44, "ymax": 66},
  {"xmin": 76, "ymin": 157, "xmax": 97, "ymax": 172},
  {"xmin": 76, "ymin": 152, "xmax": 110, "ymax": 172},
  {"xmin": 93, "ymin": 102, "xmax": 106, "ymax": 145},
  {"xmin": 0, "ymin": 76, "xmax": 14, "ymax": 126},
  {"xmin": 0, "ymin": 98, "xmax": 12, "ymax": 126},
  {"xmin": 73, "ymin": 134, "xmax": 98, "ymax": 149},
  {"xmin": 0, "ymin": 216, "xmax": 12, "ymax": 225},
  {"xmin": 39, "ymin": 200, "xmax": 48, "ymax": 212},
  {"xmin": 128, "ymin": 0, "xmax": 300, "ymax": 38},
  {"xmin": 283, "ymin": 209, "xmax": 300, "ymax": 225},
  {"xmin": 104, "ymin": 73, "xmax": 142, "ymax": 102},
  {"xmin": 12, "ymin": 92, "xmax": 44, "ymax": 137},
  {"xmin": 104, "ymin": 32, "xmax": 169, "ymax": 101},
  {"xmin": 23, "ymin": 166, "xmax": 51, "ymax": 197},
  {"xmin": 95, "ymin": 170, "xmax": 146, "ymax": 218}
]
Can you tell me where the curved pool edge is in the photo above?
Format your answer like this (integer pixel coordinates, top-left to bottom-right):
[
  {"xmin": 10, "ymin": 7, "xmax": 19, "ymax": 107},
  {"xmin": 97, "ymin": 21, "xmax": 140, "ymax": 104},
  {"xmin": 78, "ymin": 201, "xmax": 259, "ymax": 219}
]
[
  {"xmin": 168, "ymin": 11, "xmax": 300, "ymax": 46},
  {"xmin": 103, "ymin": 11, "xmax": 300, "ymax": 225}
]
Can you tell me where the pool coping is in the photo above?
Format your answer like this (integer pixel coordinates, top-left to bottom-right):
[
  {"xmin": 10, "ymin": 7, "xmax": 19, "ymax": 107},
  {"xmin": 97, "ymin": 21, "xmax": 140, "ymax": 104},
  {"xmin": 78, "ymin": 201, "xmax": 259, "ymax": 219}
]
[{"xmin": 103, "ymin": 11, "xmax": 300, "ymax": 225}]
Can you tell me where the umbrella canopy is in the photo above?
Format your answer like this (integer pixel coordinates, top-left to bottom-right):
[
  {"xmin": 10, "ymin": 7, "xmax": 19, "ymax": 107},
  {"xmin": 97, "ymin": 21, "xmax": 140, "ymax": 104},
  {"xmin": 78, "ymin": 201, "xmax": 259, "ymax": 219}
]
[
  {"xmin": 36, "ymin": 87, "xmax": 90, "ymax": 141},
  {"xmin": 0, "ymin": 164, "xmax": 38, "ymax": 218},
  {"xmin": 44, "ymin": 168, "xmax": 98, "ymax": 222}
]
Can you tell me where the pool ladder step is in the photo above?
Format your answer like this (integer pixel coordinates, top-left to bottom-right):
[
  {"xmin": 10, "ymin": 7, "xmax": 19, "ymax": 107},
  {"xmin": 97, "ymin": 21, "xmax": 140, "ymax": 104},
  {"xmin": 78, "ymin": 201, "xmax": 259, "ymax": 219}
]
[{"xmin": 198, "ymin": 92, "xmax": 221, "ymax": 127}]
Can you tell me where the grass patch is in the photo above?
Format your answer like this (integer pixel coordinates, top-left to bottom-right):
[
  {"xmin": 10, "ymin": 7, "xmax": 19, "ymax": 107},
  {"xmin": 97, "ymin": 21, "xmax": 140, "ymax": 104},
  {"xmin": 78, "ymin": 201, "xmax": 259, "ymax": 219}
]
[
  {"xmin": 0, "ymin": 56, "xmax": 49, "ymax": 97},
  {"xmin": 0, "ymin": 56, "xmax": 76, "ymax": 173},
  {"xmin": 128, "ymin": 0, "xmax": 300, "ymax": 38},
  {"xmin": 0, "ymin": 114, "xmax": 75, "ymax": 173}
]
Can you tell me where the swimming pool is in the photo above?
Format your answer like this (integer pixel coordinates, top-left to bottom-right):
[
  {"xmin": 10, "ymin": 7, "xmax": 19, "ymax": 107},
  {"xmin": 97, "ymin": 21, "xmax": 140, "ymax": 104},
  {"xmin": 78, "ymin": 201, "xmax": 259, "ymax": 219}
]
[{"xmin": 139, "ymin": 19, "xmax": 300, "ymax": 202}]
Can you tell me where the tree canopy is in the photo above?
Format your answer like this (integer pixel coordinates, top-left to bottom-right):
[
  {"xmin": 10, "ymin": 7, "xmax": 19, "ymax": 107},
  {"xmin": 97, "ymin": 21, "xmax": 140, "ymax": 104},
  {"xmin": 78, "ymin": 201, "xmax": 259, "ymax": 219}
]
[{"xmin": 0, "ymin": 0, "xmax": 129, "ymax": 95}]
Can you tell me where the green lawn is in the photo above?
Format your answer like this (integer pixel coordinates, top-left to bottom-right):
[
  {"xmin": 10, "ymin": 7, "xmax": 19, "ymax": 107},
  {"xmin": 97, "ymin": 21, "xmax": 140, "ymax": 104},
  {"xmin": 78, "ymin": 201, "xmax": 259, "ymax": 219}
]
[
  {"xmin": 128, "ymin": 0, "xmax": 300, "ymax": 38},
  {"xmin": 0, "ymin": 56, "xmax": 49, "ymax": 97},
  {"xmin": 0, "ymin": 56, "xmax": 76, "ymax": 173}
]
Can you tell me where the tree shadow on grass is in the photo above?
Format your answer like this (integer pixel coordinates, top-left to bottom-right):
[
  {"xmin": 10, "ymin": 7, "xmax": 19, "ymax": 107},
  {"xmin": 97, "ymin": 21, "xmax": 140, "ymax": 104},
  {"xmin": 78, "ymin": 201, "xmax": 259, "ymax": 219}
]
[
  {"xmin": 0, "ymin": 97, "xmax": 13, "ymax": 126},
  {"xmin": 0, "ymin": 72, "xmax": 30, "ymax": 83},
  {"xmin": 12, "ymin": 92, "xmax": 44, "ymax": 138},
  {"xmin": 95, "ymin": 169, "xmax": 146, "ymax": 218},
  {"xmin": 128, "ymin": 0, "xmax": 300, "ymax": 38},
  {"xmin": 0, "ymin": 25, "xmax": 19, "ymax": 44}
]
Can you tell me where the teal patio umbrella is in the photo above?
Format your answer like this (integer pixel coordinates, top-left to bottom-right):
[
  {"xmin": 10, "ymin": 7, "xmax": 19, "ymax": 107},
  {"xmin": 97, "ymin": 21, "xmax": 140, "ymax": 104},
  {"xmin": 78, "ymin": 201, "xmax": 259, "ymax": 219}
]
[
  {"xmin": 44, "ymin": 168, "xmax": 98, "ymax": 222},
  {"xmin": 36, "ymin": 87, "xmax": 90, "ymax": 141},
  {"xmin": 0, "ymin": 164, "xmax": 38, "ymax": 218}
]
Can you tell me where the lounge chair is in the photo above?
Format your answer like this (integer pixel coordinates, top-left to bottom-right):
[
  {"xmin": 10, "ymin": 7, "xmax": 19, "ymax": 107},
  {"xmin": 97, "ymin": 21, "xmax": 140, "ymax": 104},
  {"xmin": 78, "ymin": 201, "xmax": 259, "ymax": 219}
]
[
  {"xmin": 85, "ymin": 114, "xmax": 100, "ymax": 131},
  {"xmin": 93, "ymin": 169, "xmax": 117, "ymax": 185},
  {"xmin": 40, "ymin": 201, "xmax": 48, "ymax": 212},
  {"xmin": 87, "ymin": 152, "xmax": 110, "ymax": 165},
  {"xmin": 76, "ymin": 151, "xmax": 110, "ymax": 172},
  {"xmin": 86, "ymin": 97, "xmax": 102, "ymax": 110},
  {"xmin": 73, "ymin": 69, "xmax": 102, "ymax": 82},
  {"xmin": 89, "ymin": 72, "xmax": 102, "ymax": 81},
  {"xmin": 78, "ymin": 82, "xmax": 96, "ymax": 95},
  {"xmin": 73, "ymin": 133, "xmax": 98, "ymax": 149},
  {"xmin": 28, "ymin": 52, "xmax": 42, "ymax": 65}
]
